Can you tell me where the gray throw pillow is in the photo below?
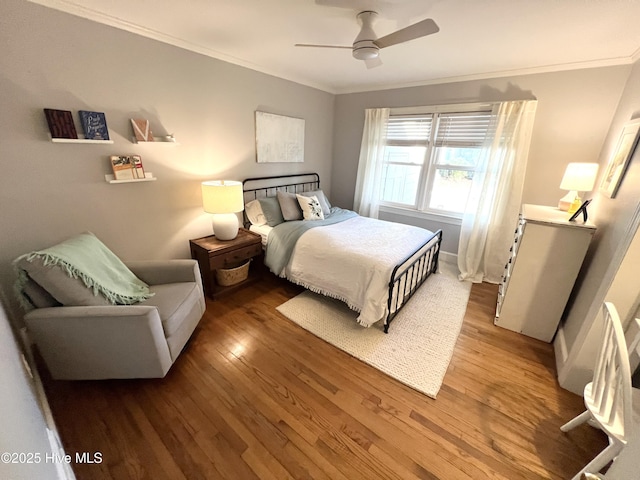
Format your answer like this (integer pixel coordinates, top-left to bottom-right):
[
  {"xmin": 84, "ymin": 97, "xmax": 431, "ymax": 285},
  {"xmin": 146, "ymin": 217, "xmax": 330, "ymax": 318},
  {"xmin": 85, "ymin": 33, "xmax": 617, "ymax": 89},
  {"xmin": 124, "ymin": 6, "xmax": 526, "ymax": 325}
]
[
  {"xmin": 258, "ymin": 196, "xmax": 285, "ymax": 227},
  {"xmin": 15, "ymin": 255, "xmax": 112, "ymax": 306},
  {"xmin": 21, "ymin": 276, "xmax": 61, "ymax": 308},
  {"xmin": 277, "ymin": 191, "xmax": 303, "ymax": 221}
]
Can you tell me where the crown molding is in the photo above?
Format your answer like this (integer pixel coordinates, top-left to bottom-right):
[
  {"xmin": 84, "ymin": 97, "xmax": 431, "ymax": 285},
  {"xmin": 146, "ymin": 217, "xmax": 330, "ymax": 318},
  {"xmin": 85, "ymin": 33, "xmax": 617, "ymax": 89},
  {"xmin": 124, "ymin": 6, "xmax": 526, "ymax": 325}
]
[
  {"xmin": 25, "ymin": 0, "xmax": 337, "ymax": 94},
  {"xmin": 26, "ymin": 0, "xmax": 640, "ymax": 97},
  {"xmin": 333, "ymin": 56, "xmax": 637, "ymax": 94}
]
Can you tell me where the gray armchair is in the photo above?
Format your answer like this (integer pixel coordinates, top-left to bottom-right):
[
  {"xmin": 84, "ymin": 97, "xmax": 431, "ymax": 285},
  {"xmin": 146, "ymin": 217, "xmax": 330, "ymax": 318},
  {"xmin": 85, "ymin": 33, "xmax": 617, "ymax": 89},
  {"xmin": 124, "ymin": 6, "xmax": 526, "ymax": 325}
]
[{"xmin": 23, "ymin": 260, "xmax": 205, "ymax": 380}]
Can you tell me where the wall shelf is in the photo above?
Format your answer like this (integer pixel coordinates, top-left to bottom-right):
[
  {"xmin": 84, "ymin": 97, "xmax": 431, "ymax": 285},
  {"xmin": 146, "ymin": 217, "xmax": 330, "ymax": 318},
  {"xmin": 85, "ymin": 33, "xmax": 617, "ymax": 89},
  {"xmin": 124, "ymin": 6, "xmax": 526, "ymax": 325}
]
[
  {"xmin": 131, "ymin": 136, "xmax": 178, "ymax": 144},
  {"xmin": 51, "ymin": 137, "xmax": 114, "ymax": 144},
  {"xmin": 105, "ymin": 172, "xmax": 156, "ymax": 184}
]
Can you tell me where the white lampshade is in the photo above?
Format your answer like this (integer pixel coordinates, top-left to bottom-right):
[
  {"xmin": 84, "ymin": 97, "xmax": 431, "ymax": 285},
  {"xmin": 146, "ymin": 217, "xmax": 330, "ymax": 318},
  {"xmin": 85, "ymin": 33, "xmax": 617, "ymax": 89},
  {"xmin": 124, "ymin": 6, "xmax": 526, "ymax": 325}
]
[
  {"xmin": 201, "ymin": 180, "xmax": 244, "ymax": 240},
  {"xmin": 558, "ymin": 163, "xmax": 599, "ymax": 213},
  {"xmin": 559, "ymin": 163, "xmax": 599, "ymax": 192},
  {"xmin": 201, "ymin": 180, "xmax": 244, "ymax": 214}
]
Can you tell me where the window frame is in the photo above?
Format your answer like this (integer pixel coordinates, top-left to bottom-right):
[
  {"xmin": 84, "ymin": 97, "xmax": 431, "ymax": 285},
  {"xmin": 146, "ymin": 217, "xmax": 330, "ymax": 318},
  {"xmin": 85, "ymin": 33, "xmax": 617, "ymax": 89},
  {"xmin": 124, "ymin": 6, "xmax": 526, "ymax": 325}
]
[{"xmin": 380, "ymin": 102, "xmax": 495, "ymax": 219}]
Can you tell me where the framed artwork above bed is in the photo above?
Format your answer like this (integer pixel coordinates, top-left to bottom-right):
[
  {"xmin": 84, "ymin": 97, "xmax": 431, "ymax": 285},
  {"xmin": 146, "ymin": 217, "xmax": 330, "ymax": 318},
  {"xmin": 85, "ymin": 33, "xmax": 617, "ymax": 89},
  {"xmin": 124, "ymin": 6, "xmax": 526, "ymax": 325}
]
[{"xmin": 255, "ymin": 111, "xmax": 305, "ymax": 163}]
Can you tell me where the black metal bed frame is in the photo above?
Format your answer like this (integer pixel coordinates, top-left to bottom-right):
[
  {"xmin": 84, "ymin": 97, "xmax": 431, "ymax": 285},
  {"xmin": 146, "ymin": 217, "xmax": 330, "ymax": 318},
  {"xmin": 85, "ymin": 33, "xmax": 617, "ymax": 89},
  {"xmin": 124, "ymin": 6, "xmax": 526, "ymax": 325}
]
[
  {"xmin": 243, "ymin": 172, "xmax": 320, "ymax": 200},
  {"xmin": 385, "ymin": 230, "xmax": 442, "ymax": 332},
  {"xmin": 242, "ymin": 173, "xmax": 442, "ymax": 333}
]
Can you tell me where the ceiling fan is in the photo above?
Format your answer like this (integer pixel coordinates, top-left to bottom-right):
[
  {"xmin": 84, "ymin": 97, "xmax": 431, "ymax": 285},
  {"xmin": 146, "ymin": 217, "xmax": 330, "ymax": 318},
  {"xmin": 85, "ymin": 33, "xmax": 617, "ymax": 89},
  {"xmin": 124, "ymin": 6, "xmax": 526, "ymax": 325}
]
[{"xmin": 295, "ymin": 10, "xmax": 439, "ymax": 68}]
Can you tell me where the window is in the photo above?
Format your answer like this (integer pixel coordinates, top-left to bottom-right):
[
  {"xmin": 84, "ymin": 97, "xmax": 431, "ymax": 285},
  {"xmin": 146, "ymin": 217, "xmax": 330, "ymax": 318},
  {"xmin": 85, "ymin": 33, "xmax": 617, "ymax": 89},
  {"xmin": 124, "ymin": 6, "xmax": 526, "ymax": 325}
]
[{"xmin": 381, "ymin": 106, "xmax": 493, "ymax": 216}]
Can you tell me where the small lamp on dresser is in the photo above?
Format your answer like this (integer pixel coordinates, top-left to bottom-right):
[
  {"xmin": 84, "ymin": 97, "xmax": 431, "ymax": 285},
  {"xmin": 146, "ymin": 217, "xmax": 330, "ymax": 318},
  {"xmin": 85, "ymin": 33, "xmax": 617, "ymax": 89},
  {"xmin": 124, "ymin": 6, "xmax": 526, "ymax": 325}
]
[
  {"xmin": 201, "ymin": 180, "xmax": 244, "ymax": 240},
  {"xmin": 558, "ymin": 163, "xmax": 599, "ymax": 213}
]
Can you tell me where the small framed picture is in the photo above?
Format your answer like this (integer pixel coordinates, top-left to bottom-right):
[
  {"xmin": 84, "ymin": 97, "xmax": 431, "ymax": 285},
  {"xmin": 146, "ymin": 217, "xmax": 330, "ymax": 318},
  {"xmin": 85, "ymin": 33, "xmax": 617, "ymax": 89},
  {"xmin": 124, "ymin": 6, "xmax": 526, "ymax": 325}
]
[
  {"xmin": 568, "ymin": 199, "xmax": 592, "ymax": 223},
  {"xmin": 600, "ymin": 118, "xmax": 640, "ymax": 198}
]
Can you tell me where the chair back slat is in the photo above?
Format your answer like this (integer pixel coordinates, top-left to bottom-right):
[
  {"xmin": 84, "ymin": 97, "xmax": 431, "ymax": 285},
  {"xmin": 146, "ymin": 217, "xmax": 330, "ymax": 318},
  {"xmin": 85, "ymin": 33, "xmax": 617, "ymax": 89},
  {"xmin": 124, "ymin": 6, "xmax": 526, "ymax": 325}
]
[
  {"xmin": 591, "ymin": 320, "xmax": 613, "ymax": 409},
  {"xmin": 588, "ymin": 302, "xmax": 633, "ymax": 441}
]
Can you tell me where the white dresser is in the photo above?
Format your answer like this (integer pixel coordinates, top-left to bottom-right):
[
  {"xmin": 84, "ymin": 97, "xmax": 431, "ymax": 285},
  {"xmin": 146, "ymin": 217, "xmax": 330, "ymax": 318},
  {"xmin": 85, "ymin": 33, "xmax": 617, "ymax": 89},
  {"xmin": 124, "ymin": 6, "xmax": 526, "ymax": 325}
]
[{"xmin": 495, "ymin": 204, "xmax": 596, "ymax": 342}]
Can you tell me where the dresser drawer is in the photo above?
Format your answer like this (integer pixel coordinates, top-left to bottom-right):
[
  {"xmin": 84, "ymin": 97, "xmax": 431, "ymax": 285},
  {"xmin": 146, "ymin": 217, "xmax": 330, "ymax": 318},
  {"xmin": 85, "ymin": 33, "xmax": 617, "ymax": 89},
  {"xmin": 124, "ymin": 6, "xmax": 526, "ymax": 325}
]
[{"xmin": 209, "ymin": 242, "xmax": 262, "ymax": 270}]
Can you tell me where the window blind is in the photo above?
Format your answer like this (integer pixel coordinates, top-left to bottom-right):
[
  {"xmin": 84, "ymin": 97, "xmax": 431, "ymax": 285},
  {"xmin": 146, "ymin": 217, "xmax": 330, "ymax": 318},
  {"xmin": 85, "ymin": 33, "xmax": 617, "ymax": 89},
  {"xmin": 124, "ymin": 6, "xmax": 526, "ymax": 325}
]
[
  {"xmin": 386, "ymin": 114, "xmax": 433, "ymax": 146},
  {"xmin": 434, "ymin": 111, "xmax": 492, "ymax": 147}
]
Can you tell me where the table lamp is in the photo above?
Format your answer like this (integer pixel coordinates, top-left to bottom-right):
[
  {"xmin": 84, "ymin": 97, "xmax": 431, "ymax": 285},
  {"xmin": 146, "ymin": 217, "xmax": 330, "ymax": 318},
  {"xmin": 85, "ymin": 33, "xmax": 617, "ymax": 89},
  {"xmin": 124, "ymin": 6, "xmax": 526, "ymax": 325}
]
[
  {"xmin": 558, "ymin": 163, "xmax": 599, "ymax": 214},
  {"xmin": 201, "ymin": 180, "xmax": 244, "ymax": 240}
]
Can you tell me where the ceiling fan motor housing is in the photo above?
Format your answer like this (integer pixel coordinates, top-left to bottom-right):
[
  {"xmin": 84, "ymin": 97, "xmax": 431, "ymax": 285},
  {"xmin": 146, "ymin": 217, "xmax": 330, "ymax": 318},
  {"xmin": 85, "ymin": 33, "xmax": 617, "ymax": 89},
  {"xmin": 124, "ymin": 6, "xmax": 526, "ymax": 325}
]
[{"xmin": 353, "ymin": 10, "xmax": 379, "ymax": 60}]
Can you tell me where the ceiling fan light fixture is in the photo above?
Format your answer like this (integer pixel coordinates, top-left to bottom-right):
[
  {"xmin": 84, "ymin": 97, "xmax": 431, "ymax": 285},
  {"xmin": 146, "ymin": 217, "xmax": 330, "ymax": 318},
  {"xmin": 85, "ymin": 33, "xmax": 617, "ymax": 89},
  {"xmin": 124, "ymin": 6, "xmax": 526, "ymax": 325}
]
[
  {"xmin": 295, "ymin": 8, "xmax": 438, "ymax": 67},
  {"xmin": 353, "ymin": 44, "xmax": 379, "ymax": 60}
]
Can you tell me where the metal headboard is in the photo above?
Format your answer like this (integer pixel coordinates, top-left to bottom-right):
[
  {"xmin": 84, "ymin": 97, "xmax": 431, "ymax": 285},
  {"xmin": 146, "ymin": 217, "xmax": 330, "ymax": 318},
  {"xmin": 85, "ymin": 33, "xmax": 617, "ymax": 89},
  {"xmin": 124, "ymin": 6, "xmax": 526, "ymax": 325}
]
[{"xmin": 242, "ymin": 173, "xmax": 320, "ymax": 202}]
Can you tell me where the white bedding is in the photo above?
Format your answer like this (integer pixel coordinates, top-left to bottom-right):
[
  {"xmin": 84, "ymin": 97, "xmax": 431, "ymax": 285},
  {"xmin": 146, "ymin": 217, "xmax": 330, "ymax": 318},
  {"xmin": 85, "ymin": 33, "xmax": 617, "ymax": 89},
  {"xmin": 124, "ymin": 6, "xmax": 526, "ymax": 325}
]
[
  {"xmin": 249, "ymin": 224, "xmax": 272, "ymax": 247},
  {"xmin": 282, "ymin": 216, "xmax": 438, "ymax": 327}
]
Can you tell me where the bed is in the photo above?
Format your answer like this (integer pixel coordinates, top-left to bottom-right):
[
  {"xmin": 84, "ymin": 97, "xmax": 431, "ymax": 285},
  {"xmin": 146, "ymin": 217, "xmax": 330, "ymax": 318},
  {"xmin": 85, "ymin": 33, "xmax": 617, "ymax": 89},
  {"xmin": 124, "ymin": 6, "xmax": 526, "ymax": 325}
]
[{"xmin": 243, "ymin": 173, "xmax": 442, "ymax": 333}]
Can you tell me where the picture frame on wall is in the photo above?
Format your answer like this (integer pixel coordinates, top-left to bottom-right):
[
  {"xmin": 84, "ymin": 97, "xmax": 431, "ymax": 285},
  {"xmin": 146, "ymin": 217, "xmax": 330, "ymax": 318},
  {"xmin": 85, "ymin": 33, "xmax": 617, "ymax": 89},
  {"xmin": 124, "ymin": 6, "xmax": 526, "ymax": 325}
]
[
  {"xmin": 255, "ymin": 111, "xmax": 305, "ymax": 163},
  {"xmin": 600, "ymin": 118, "xmax": 640, "ymax": 198}
]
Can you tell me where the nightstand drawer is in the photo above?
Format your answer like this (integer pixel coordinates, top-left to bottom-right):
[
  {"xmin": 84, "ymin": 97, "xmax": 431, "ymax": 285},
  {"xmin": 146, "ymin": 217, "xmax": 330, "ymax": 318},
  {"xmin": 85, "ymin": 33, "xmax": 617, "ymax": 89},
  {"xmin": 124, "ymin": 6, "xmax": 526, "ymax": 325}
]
[{"xmin": 209, "ymin": 243, "xmax": 262, "ymax": 270}]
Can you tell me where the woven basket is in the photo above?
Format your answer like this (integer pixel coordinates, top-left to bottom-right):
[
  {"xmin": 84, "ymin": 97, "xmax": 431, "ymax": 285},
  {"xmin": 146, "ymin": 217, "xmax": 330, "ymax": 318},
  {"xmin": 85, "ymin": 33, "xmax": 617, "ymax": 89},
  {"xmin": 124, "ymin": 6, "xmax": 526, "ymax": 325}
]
[{"xmin": 215, "ymin": 260, "xmax": 250, "ymax": 287}]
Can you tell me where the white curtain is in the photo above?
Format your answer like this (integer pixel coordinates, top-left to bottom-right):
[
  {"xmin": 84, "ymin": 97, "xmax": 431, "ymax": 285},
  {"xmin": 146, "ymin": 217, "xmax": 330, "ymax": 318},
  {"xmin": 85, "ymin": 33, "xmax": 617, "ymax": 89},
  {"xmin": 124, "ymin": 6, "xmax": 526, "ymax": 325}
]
[
  {"xmin": 353, "ymin": 108, "xmax": 390, "ymax": 218},
  {"xmin": 458, "ymin": 100, "xmax": 538, "ymax": 283}
]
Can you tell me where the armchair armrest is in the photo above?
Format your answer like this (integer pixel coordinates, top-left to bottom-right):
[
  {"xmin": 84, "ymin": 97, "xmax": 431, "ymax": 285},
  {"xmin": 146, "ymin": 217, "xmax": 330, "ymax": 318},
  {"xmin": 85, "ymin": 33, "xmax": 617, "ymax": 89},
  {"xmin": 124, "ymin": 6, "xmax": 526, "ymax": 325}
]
[
  {"xmin": 126, "ymin": 260, "xmax": 202, "ymax": 287},
  {"xmin": 24, "ymin": 305, "xmax": 173, "ymax": 380}
]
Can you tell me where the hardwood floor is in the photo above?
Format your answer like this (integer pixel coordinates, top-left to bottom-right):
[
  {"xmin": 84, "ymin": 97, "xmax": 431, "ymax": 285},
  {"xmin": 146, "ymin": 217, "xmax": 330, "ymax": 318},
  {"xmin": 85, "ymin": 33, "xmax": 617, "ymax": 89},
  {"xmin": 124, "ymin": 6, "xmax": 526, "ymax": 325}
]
[{"xmin": 43, "ymin": 273, "xmax": 606, "ymax": 479}]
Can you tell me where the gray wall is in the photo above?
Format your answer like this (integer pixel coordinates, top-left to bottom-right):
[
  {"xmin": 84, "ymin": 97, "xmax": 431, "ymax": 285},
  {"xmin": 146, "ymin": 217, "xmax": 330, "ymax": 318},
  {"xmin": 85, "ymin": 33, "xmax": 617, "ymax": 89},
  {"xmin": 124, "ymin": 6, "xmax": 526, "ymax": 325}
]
[
  {"xmin": 331, "ymin": 67, "xmax": 630, "ymax": 252},
  {"xmin": 557, "ymin": 58, "xmax": 640, "ymax": 392},
  {"xmin": 0, "ymin": 0, "xmax": 334, "ymax": 321},
  {"xmin": 564, "ymin": 58, "xmax": 640, "ymax": 348}
]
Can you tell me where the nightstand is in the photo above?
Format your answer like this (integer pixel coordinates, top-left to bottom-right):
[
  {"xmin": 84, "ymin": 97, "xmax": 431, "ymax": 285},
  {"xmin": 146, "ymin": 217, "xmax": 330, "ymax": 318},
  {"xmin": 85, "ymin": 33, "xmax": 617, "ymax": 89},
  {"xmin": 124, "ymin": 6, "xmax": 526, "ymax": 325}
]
[{"xmin": 189, "ymin": 228, "xmax": 263, "ymax": 299}]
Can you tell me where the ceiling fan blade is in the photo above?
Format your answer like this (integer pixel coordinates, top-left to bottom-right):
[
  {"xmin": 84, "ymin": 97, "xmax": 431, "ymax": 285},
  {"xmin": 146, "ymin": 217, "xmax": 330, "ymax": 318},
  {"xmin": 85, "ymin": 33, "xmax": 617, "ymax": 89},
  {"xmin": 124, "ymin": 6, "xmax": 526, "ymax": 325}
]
[
  {"xmin": 365, "ymin": 56, "xmax": 383, "ymax": 69},
  {"xmin": 295, "ymin": 43, "xmax": 352, "ymax": 49},
  {"xmin": 374, "ymin": 18, "xmax": 439, "ymax": 49}
]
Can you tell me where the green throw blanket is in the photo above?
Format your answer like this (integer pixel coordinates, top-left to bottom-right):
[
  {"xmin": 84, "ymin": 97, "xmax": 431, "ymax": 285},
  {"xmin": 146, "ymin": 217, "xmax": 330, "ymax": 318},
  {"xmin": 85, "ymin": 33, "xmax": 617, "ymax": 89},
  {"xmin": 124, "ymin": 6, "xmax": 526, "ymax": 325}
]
[{"xmin": 14, "ymin": 232, "xmax": 152, "ymax": 307}]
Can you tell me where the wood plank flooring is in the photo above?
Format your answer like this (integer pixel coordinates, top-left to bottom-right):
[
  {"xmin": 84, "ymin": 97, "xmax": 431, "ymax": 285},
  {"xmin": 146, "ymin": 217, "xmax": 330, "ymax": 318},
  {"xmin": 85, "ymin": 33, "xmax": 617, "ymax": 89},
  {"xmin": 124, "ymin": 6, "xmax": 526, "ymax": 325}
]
[{"xmin": 43, "ymin": 273, "xmax": 606, "ymax": 479}]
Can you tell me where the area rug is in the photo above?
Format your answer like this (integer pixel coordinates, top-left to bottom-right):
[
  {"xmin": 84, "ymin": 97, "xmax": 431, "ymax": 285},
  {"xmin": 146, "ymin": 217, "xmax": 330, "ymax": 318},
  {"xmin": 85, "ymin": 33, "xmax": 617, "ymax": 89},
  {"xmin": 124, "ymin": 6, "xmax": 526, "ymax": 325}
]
[{"xmin": 276, "ymin": 262, "xmax": 472, "ymax": 398}]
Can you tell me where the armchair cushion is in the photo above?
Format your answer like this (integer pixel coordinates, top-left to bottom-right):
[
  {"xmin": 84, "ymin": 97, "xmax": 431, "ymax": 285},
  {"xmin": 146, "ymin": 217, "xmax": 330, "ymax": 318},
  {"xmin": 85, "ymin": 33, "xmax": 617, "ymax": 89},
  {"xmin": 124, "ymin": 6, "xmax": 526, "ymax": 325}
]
[
  {"xmin": 142, "ymin": 283, "xmax": 200, "ymax": 337},
  {"xmin": 140, "ymin": 283, "xmax": 205, "ymax": 360}
]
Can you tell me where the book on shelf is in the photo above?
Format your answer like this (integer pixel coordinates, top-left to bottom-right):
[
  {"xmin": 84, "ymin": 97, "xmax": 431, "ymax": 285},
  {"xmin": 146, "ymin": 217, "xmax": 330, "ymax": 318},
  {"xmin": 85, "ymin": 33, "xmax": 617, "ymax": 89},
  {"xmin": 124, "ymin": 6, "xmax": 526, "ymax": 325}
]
[
  {"xmin": 131, "ymin": 155, "xmax": 145, "ymax": 179},
  {"xmin": 78, "ymin": 110, "xmax": 110, "ymax": 140},
  {"xmin": 110, "ymin": 155, "xmax": 147, "ymax": 180},
  {"xmin": 110, "ymin": 155, "xmax": 135, "ymax": 181},
  {"xmin": 44, "ymin": 108, "xmax": 77, "ymax": 139},
  {"xmin": 130, "ymin": 118, "xmax": 154, "ymax": 142}
]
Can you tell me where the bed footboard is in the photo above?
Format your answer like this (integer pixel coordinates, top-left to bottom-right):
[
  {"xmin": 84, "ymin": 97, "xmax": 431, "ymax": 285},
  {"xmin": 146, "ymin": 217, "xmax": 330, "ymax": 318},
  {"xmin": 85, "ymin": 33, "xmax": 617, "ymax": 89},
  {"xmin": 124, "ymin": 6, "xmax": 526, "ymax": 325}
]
[{"xmin": 384, "ymin": 229, "xmax": 443, "ymax": 333}]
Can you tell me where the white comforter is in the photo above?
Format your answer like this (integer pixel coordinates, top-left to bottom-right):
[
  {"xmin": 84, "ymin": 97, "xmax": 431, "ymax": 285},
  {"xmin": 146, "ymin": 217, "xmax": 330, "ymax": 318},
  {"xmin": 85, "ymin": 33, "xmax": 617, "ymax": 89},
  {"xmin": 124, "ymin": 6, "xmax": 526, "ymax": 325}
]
[{"xmin": 283, "ymin": 216, "xmax": 437, "ymax": 327}]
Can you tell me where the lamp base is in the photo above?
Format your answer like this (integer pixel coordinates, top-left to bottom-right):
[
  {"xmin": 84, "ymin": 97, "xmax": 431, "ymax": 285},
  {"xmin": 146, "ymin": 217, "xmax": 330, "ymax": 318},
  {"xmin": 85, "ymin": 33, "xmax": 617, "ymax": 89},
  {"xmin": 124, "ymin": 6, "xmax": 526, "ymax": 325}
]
[
  {"xmin": 558, "ymin": 190, "xmax": 577, "ymax": 211},
  {"xmin": 212, "ymin": 213, "xmax": 239, "ymax": 240},
  {"xmin": 567, "ymin": 196, "xmax": 583, "ymax": 215}
]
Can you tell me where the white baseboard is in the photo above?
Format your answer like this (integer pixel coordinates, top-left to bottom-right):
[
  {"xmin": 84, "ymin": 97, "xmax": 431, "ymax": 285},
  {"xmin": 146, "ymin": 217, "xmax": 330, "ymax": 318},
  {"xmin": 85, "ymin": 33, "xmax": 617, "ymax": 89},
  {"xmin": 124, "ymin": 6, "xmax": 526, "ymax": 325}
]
[
  {"xmin": 554, "ymin": 326, "xmax": 568, "ymax": 364},
  {"xmin": 439, "ymin": 251, "xmax": 457, "ymax": 265}
]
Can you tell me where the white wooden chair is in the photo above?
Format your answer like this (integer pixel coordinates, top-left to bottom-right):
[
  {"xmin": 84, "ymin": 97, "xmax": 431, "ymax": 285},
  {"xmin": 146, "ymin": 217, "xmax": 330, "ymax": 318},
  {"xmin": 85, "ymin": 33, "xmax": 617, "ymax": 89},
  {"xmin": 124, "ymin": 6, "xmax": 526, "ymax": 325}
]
[{"xmin": 561, "ymin": 302, "xmax": 640, "ymax": 480}]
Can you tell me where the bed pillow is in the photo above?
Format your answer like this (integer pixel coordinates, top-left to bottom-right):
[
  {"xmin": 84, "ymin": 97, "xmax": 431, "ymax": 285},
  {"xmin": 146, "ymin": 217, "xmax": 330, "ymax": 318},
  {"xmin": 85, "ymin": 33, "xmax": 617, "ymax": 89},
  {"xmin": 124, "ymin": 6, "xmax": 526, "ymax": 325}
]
[
  {"xmin": 276, "ymin": 191, "xmax": 303, "ymax": 221},
  {"xmin": 296, "ymin": 194, "xmax": 325, "ymax": 221},
  {"xmin": 245, "ymin": 199, "xmax": 267, "ymax": 226},
  {"xmin": 258, "ymin": 196, "xmax": 285, "ymax": 226},
  {"xmin": 300, "ymin": 190, "xmax": 331, "ymax": 216}
]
